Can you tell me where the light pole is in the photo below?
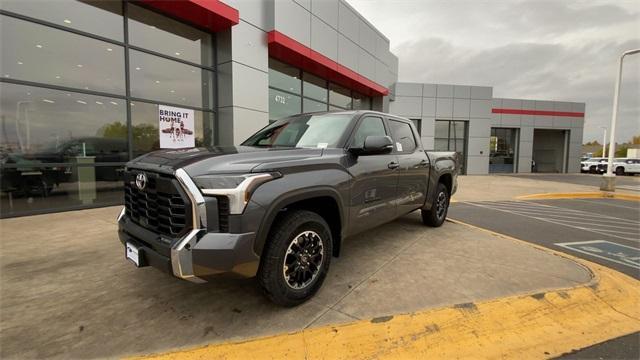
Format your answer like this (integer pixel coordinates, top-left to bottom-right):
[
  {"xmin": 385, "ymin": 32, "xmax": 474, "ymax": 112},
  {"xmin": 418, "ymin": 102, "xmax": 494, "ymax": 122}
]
[
  {"xmin": 600, "ymin": 48, "xmax": 640, "ymax": 191},
  {"xmin": 600, "ymin": 126, "xmax": 606, "ymax": 158}
]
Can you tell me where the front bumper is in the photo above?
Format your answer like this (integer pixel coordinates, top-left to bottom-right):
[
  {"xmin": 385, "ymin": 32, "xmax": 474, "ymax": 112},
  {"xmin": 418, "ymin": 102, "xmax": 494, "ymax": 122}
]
[{"xmin": 117, "ymin": 168, "xmax": 261, "ymax": 283}]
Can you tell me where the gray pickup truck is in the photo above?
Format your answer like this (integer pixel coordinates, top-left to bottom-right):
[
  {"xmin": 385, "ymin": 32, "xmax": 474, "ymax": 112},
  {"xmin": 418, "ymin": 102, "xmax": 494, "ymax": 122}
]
[{"xmin": 118, "ymin": 111, "xmax": 458, "ymax": 306}]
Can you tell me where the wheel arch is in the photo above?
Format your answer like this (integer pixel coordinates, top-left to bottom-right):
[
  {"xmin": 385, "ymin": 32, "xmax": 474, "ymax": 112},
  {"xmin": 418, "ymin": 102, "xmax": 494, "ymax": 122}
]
[{"xmin": 254, "ymin": 187, "xmax": 345, "ymax": 258}]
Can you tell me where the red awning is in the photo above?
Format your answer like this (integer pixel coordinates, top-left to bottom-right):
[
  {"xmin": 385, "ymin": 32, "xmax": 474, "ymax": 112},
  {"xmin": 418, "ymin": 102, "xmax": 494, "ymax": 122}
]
[
  {"xmin": 267, "ymin": 30, "xmax": 389, "ymax": 97},
  {"xmin": 138, "ymin": 0, "xmax": 239, "ymax": 32}
]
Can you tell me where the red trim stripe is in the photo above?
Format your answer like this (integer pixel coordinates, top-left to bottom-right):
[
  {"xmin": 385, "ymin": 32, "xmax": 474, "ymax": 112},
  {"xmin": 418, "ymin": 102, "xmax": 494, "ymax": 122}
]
[
  {"xmin": 138, "ymin": 0, "xmax": 239, "ymax": 32},
  {"xmin": 492, "ymin": 108, "xmax": 584, "ymax": 117},
  {"xmin": 267, "ymin": 30, "xmax": 389, "ymax": 97}
]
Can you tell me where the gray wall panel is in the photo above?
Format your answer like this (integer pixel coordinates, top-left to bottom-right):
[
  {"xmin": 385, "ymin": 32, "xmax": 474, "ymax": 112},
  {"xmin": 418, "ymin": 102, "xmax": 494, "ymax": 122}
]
[
  {"xmin": 310, "ymin": 0, "xmax": 338, "ymax": 29},
  {"xmin": 338, "ymin": 34, "xmax": 358, "ymax": 71},
  {"xmin": 274, "ymin": 0, "xmax": 311, "ymax": 46},
  {"xmin": 311, "ymin": 15, "xmax": 338, "ymax": 61}
]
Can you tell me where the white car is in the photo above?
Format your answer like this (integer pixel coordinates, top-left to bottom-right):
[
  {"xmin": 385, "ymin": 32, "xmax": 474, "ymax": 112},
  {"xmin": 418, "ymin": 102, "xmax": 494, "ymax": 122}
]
[
  {"xmin": 598, "ymin": 158, "xmax": 640, "ymax": 175},
  {"xmin": 581, "ymin": 157, "xmax": 608, "ymax": 173}
]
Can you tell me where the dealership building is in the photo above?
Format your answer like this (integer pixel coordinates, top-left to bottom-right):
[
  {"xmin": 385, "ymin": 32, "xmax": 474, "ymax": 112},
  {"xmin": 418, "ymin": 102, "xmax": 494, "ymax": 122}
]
[{"xmin": 0, "ymin": 0, "xmax": 584, "ymax": 217}]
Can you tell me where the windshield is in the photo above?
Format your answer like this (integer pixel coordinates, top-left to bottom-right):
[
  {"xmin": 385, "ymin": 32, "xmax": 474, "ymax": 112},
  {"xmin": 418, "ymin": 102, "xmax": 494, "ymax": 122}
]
[{"xmin": 242, "ymin": 113, "xmax": 353, "ymax": 148}]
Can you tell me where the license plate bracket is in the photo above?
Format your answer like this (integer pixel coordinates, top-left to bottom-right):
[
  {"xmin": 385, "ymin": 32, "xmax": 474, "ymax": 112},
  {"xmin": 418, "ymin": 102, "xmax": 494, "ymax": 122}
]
[{"xmin": 125, "ymin": 242, "xmax": 140, "ymax": 267}]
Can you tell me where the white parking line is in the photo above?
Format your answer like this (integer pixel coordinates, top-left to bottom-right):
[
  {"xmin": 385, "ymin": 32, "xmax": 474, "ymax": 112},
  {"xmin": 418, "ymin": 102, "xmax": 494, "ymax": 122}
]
[
  {"xmin": 466, "ymin": 202, "xmax": 640, "ymax": 242},
  {"xmin": 572, "ymin": 198, "xmax": 640, "ymax": 210},
  {"xmin": 466, "ymin": 202, "xmax": 637, "ymax": 226}
]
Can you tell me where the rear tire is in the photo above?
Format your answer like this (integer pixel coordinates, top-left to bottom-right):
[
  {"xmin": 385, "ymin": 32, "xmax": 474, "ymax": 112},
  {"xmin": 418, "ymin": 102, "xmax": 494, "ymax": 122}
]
[
  {"xmin": 258, "ymin": 210, "xmax": 332, "ymax": 307},
  {"xmin": 422, "ymin": 183, "xmax": 449, "ymax": 227}
]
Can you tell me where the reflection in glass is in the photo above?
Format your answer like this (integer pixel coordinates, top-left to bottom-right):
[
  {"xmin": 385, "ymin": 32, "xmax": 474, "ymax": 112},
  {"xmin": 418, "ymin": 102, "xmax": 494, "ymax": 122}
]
[
  {"xmin": 0, "ymin": 82, "xmax": 128, "ymax": 164},
  {"xmin": 0, "ymin": 0, "xmax": 123, "ymax": 40},
  {"xmin": 434, "ymin": 120, "xmax": 468, "ymax": 174},
  {"xmin": 329, "ymin": 83, "xmax": 352, "ymax": 109},
  {"xmin": 130, "ymin": 101, "xmax": 212, "ymax": 157},
  {"xmin": 352, "ymin": 92, "xmax": 371, "ymax": 110},
  {"xmin": 303, "ymin": 98, "xmax": 327, "ymax": 113},
  {"xmin": 129, "ymin": 50, "xmax": 215, "ymax": 109},
  {"xmin": 0, "ymin": 15, "xmax": 126, "ymax": 94},
  {"xmin": 269, "ymin": 59, "xmax": 301, "ymax": 94},
  {"xmin": 489, "ymin": 128, "xmax": 518, "ymax": 173},
  {"xmin": 0, "ymin": 165, "xmax": 124, "ymax": 217},
  {"xmin": 269, "ymin": 88, "xmax": 301, "ymax": 121},
  {"xmin": 128, "ymin": 4, "xmax": 213, "ymax": 66},
  {"xmin": 303, "ymin": 72, "xmax": 327, "ymax": 102}
]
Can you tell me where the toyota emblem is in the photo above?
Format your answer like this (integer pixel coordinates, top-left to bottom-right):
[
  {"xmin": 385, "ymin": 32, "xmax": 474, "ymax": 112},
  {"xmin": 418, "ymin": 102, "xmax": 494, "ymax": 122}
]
[{"xmin": 135, "ymin": 173, "xmax": 147, "ymax": 190}]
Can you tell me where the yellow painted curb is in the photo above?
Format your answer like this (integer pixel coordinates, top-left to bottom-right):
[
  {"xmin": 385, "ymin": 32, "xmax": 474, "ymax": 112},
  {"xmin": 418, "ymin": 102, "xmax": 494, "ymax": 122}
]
[
  {"xmin": 517, "ymin": 191, "xmax": 640, "ymax": 201},
  {"xmin": 132, "ymin": 222, "xmax": 640, "ymax": 360}
]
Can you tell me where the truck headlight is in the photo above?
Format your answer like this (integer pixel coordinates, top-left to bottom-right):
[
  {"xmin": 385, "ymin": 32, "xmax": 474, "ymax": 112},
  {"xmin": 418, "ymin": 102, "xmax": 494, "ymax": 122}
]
[{"xmin": 193, "ymin": 173, "xmax": 280, "ymax": 214}]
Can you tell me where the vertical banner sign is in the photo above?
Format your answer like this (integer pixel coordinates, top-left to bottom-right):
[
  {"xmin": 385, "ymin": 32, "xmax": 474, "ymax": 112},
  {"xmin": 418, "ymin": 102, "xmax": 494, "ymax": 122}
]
[{"xmin": 158, "ymin": 105, "xmax": 195, "ymax": 149}]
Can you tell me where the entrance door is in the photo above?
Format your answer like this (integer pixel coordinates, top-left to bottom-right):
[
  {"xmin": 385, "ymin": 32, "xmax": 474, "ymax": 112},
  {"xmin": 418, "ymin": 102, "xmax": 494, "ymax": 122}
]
[{"xmin": 490, "ymin": 128, "xmax": 518, "ymax": 173}]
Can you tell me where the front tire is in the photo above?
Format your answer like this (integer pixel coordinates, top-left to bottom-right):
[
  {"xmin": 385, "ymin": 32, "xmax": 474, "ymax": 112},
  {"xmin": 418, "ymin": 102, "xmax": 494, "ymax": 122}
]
[
  {"xmin": 258, "ymin": 210, "xmax": 332, "ymax": 307},
  {"xmin": 615, "ymin": 167, "xmax": 625, "ymax": 176},
  {"xmin": 422, "ymin": 183, "xmax": 450, "ymax": 227}
]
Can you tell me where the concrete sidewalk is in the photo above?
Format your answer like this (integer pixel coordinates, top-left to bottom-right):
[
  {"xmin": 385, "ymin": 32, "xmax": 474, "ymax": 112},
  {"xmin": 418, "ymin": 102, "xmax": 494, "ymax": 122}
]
[
  {"xmin": 453, "ymin": 174, "xmax": 639, "ymax": 202},
  {"xmin": 0, "ymin": 206, "xmax": 591, "ymax": 359}
]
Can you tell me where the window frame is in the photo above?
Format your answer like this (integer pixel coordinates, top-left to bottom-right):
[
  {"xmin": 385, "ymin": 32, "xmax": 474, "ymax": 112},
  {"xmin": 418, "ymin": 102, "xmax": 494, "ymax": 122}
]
[
  {"xmin": 387, "ymin": 118, "xmax": 418, "ymax": 154},
  {"xmin": 347, "ymin": 115, "xmax": 388, "ymax": 150}
]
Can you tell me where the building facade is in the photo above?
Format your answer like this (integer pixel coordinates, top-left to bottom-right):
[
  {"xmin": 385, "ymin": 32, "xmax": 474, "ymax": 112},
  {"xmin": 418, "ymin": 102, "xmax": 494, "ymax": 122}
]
[
  {"xmin": 389, "ymin": 83, "xmax": 585, "ymax": 175},
  {"xmin": 0, "ymin": 0, "xmax": 584, "ymax": 218}
]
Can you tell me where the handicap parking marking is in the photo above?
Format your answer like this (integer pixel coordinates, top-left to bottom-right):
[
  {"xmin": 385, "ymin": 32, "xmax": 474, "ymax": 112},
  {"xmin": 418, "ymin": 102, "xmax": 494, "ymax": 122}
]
[
  {"xmin": 465, "ymin": 201, "xmax": 640, "ymax": 242},
  {"xmin": 555, "ymin": 240, "xmax": 640, "ymax": 269}
]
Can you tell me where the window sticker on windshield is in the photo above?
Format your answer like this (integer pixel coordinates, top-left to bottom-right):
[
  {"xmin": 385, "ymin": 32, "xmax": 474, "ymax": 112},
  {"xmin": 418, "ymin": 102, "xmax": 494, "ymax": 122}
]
[
  {"xmin": 317, "ymin": 143, "xmax": 328, "ymax": 149},
  {"xmin": 396, "ymin": 142, "xmax": 403, "ymax": 152}
]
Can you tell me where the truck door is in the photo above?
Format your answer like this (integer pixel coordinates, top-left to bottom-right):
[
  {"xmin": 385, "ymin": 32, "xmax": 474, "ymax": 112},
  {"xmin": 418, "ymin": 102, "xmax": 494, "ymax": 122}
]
[
  {"xmin": 387, "ymin": 119, "xmax": 429, "ymax": 216},
  {"xmin": 346, "ymin": 115, "xmax": 399, "ymax": 235}
]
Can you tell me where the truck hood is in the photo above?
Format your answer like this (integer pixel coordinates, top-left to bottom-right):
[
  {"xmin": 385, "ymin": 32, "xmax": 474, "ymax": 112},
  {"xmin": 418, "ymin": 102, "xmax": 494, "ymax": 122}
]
[{"xmin": 128, "ymin": 146, "xmax": 324, "ymax": 176}]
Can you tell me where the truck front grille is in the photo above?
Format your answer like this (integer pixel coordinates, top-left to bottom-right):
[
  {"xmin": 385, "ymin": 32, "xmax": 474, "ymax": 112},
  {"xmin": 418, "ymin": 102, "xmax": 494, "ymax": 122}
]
[
  {"xmin": 216, "ymin": 196, "xmax": 230, "ymax": 232},
  {"xmin": 124, "ymin": 170, "xmax": 192, "ymax": 237}
]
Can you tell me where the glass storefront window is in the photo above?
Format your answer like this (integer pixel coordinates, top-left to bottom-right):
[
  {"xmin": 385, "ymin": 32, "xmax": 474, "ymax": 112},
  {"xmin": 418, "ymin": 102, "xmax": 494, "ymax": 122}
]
[
  {"xmin": 434, "ymin": 120, "xmax": 468, "ymax": 174},
  {"xmin": 490, "ymin": 128, "xmax": 518, "ymax": 173},
  {"xmin": 130, "ymin": 101, "xmax": 212, "ymax": 157},
  {"xmin": 127, "ymin": 4, "xmax": 213, "ymax": 66},
  {"xmin": 352, "ymin": 92, "xmax": 371, "ymax": 110},
  {"xmin": 129, "ymin": 50, "xmax": 215, "ymax": 109},
  {"xmin": 0, "ymin": 82, "xmax": 127, "ymax": 162},
  {"xmin": 269, "ymin": 59, "xmax": 301, "ymax": 94},
  {"xmin": 303, "ymin": 72, "xmax": 327, "ymax": 102},
  {"xmin": 0, "ymin": 15, "xmax": 126, "ymax": 94},
  {"xmin": 269, "ymin": 88, "xmax": 301, "ymax": 121},
  {"xmin": 0, "ymin": 0, "xmax": 124, "ymax": 40},
  {"xmin": 303, "ymin": 98, "xmax": 327, "ymax": 113},
  {"xmin": 329, "ymin": 83, "xmax": 352, "ymax": 109}
]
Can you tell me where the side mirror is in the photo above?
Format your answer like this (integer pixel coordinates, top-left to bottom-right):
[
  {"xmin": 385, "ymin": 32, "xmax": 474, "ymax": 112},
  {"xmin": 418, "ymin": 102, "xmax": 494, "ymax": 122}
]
[{"xmin": 350, "ymin": 135, "xmax": 394, "ymax": 155}]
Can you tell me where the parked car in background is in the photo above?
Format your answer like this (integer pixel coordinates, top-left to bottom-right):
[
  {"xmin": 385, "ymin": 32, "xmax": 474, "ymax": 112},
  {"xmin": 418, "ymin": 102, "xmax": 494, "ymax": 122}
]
[
  {"xmin": 580, "ymin": 157, "xmax": 608, "ymax": 173},
  {"xmin": 597, "ymin": 158, "xmax": 640, "ymax": 176}
]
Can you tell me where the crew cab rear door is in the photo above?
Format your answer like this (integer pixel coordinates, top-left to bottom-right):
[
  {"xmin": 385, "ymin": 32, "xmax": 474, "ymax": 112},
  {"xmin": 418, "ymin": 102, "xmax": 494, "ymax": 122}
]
[
  {"xmin": 346, "ymin": 115, "xmax": 399, "ymax": 235},
  {"xmin": 386, "ymin": 118, "xmax": 429, "ymax": 216}
]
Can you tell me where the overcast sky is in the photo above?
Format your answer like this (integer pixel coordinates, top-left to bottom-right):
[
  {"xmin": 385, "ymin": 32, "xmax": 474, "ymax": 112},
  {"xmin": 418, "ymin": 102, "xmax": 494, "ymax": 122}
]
[{"xmin": 350, "ymin": 0, "xmax": 639, "ymax": 143}]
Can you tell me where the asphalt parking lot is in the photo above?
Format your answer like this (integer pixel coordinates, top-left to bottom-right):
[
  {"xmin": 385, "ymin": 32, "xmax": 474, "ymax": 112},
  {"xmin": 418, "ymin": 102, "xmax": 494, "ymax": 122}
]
[{"xmin": 449, "ymin": 198, "xmax": 639, "ymax": 279}]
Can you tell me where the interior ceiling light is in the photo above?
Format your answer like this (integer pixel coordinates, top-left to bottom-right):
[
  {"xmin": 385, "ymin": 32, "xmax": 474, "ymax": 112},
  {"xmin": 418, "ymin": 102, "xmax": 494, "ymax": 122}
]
[
  {"xmin": 155, "ymin": 80, "xmax": 160, "ymax": 84},
  {"xmin": 135, "ymin": 67, "xmax": 141, "ymax": 70},
  {"xmin": 63, "ymin": 19, "xmax": 71, "ymax": 24},
  {"xmin": 107, "ymin": 48, "xmax": 113, "ymax": 52},
  {"xmin": 110, "ymin": 101, "xmax": 118, "ymax": 105},
  {"xmin": 55, "ymin": 76, "xmax": 61, "ymax": 79},
  {"xmin": 175, "ymin": 52, "xmax": 181, "ymax": 56},
  {"xmin": 42, "ymin": 99, "xmax": 55, "ymax": 103},
  {"xmin": 76, "ymin": 100, "xmax": 87, "ymax": 104},
  {"xmin": 17, "ymin": 61, "xmax": 23, "ymax": 65},
  {"xmin": 36, "ymin": 44, "xmax": 43, "ymax": 48},
  {"xmin": 77, "ymin": 64, "xmax": 83, "ymax": 68}
]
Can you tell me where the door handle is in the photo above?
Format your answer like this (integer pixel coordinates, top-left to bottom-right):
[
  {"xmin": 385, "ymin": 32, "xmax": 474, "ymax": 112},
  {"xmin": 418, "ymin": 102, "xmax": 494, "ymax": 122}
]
[
  {"xmin": 388, "ymin": 161, "xmax": 400, "ymax": 169},
  {"xmin": 419, "ymin": 160, "xmax": 429, "ymax": 166}
]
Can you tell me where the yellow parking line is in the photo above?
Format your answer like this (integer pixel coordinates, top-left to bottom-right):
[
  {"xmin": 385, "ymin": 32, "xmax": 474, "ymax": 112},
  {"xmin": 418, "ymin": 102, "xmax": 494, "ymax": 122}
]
[
  {"xmin": 132, "ymin": 221, "xmax": 640, "ymax": 360},
  {"xmin": 517, "ymin": 192, "xmax": 640, "ymax": 201}
]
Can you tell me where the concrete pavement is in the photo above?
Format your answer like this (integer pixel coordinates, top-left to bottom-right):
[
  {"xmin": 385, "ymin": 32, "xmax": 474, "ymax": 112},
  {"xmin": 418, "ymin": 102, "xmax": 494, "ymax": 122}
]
[{"xmin": 0, "ymin": 206, "xmax": 592, "ymax": 359}]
